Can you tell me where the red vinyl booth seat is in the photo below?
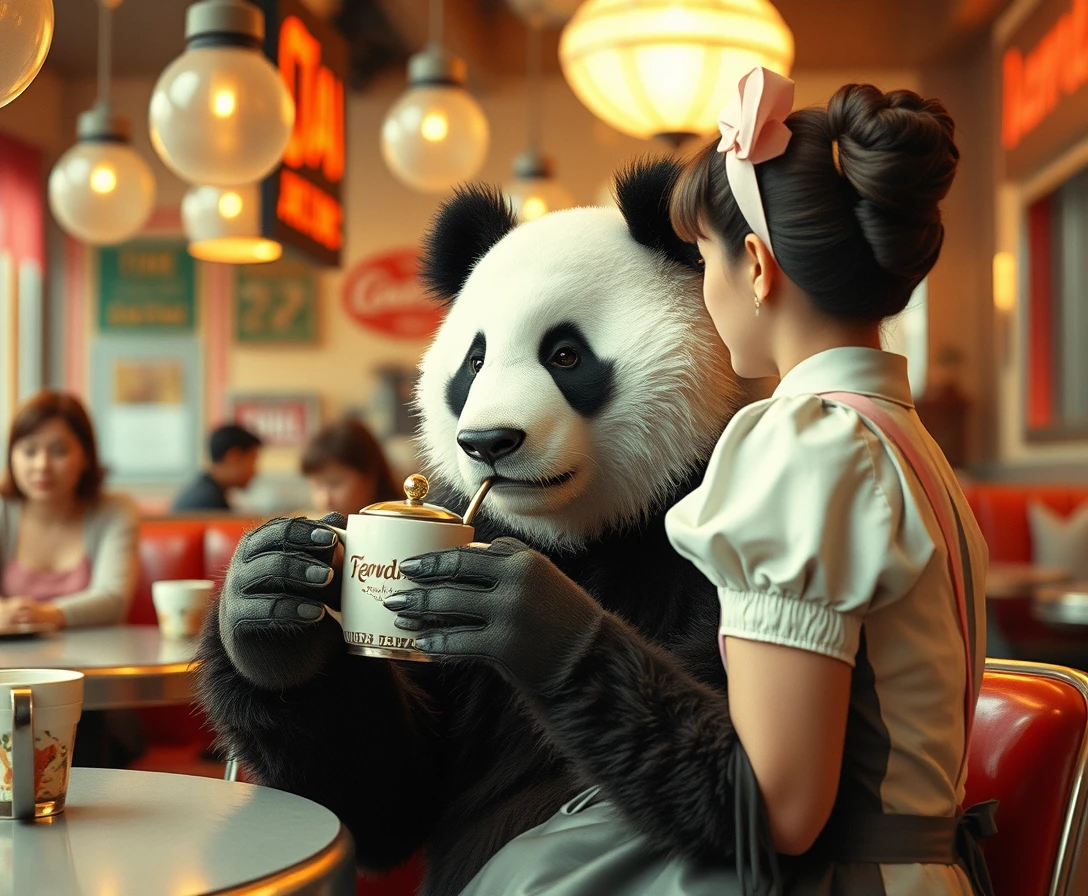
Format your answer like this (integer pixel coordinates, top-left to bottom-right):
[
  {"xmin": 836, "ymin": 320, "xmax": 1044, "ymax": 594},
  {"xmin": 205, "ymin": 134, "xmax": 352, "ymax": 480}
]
[
  {"xmin": 965, "ymin": 660, "xmax": 1088, "ymax": 896},
  {"xmin": 962, "ymin": 484, "xmax": 1088, "ymax": 565}
]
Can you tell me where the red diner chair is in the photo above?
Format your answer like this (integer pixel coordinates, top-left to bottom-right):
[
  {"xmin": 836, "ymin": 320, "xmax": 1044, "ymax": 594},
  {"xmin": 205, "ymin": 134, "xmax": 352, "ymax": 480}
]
[{"xmin": 964, "ymin": 659, "xmax": 1088, "ymax": 896}]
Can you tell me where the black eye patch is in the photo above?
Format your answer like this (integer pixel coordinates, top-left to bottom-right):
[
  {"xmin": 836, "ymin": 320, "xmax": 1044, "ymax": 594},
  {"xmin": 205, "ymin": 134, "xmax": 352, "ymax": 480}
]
[
  {"xmin": 445, "ymin": 331, "xmax": 486, "ymax": 417},
  {"xmin": 538, "ymin": 323, "xmax": 614, "ymax": 417}
]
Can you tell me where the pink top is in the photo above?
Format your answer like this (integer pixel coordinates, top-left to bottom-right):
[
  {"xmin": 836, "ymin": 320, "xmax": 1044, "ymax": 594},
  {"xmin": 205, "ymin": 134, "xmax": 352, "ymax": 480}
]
[{"xmin": 1, "ymin": 556, "xmax": 92, "ymax": 602}]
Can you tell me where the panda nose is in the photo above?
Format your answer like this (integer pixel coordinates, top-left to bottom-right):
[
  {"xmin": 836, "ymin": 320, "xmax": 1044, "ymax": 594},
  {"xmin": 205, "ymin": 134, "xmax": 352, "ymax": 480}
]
[{"xmin": 457, "ymin": 428, "xmax": 525, "ymax": 465}]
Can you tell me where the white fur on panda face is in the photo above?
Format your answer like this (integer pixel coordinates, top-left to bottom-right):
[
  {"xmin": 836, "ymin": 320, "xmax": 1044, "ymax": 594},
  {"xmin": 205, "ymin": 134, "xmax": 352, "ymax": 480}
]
[{"xmin": 415, "ymin": 207, "xmax": 737, "ymax": 552}]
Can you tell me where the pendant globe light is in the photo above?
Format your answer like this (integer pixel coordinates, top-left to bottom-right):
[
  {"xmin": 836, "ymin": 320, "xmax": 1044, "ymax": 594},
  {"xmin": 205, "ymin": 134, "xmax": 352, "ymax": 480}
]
[
  {"xmin": 380, "ymin": 0, "xmax": 489, "ymax": 193},
  {"xmin": 0, "ymin": 0, "xmax": 54, "ymax": 108},
  {"xmin": 504, "ymin": 19, "xmax": 572, "ymax": 222},
  {"xmin": 182, "ymin": 183, "xmax": 281, "ymax": 263},
  {"xmin": 559, "ymin": 0, "xmax": 793, "ymax": 145},
  {"xmin": 149, "ymin": 0, "xmax": 294, "ymax": 186},
  {"xmin": 48, "ymin": 0, "xmax": 156, "ymax": 246}
]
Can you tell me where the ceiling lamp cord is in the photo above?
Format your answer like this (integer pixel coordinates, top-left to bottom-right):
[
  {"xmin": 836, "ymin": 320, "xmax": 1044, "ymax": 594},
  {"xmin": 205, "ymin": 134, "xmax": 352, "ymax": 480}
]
[
  {"xmin": 526, "ymin": 16, "xmax": 541, "ymax": 155},
  {"xmin": 428, "ymin": 0, "xmax": 443, "ymax": 51},
  {"xmin": 96, "ymin": 0, "xmax": 112, "ymax": 110}
]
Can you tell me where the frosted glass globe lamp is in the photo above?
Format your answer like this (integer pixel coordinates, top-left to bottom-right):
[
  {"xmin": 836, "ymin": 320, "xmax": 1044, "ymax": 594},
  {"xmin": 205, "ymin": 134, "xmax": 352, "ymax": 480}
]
[
  {"xmin": 381, "ymin": 46, "xmax": 489, "ymax": 193},
  {"xmin": 48, "ymin": 106, "xmax": 156, "ymax": 245},
  {"xmin": 504, "ymin": 149, "xmax": 573, "ymax": 222},
  {"xmin": 0, "ymin": 0, "xmax": 54, "ymax": 107},
  {"xmin": 149, "ymin": 0, "xmax": 295, "ymax": 186},
  {"xmin": 182, "ymin": 183, "xmax": 282, "ymax": 264},
  {"xmin": 559, "ymin": 0, "xmax": 793, "ymax": 144}
]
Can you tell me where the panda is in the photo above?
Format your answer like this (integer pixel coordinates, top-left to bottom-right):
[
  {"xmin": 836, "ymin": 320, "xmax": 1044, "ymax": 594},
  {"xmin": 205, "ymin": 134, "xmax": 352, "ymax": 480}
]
[{"xmin": 196, "ymin": 157, "xmax": 753, "ymax": 896}]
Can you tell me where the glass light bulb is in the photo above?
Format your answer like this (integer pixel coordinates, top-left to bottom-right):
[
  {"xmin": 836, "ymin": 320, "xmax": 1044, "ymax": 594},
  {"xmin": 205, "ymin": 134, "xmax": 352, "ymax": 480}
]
[
  {"xmin": 504, "ymin": 176, "xmax": 575, "ymax": 222},
  {"xmin": 0, "ymin": 0, "xmax": 54, "ymax": 108},
  {"xmin": 48, "ymin": 141, "xmax": 156, "ymax": 245},
  {"xmin": 90, "ymin": 166, "xmax": 118, "ymax": 194},
  {"xmin": 182, "ymin": 183, "xmax": 282, "ymax": 264},
  {"xmin": 381, "ymin": 84, "xmax": 489, "ymax": 193},
  {"xmin": 149, "ymin": 46, "xmax": 294, "ymax": 186}
]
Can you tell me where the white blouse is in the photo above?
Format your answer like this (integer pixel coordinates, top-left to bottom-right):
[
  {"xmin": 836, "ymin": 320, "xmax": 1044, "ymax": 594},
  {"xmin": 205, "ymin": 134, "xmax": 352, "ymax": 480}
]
[{"xmin": 666, "ymin": 347, "xmax": 937, "ymax": 665}]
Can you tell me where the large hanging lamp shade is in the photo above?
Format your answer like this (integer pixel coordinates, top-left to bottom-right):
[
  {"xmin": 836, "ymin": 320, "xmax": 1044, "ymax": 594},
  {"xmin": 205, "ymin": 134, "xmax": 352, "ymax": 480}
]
[
  {"xmin": 559, "ymin": 0, "xmax": 793, "ymax": 143},
  {"xmin": 0, "ymin": 0, "xmax": 54, "ymax": 108},
  {"xmin": 149, "ymin": 0, "xmax": 295, "ymax": 186}
]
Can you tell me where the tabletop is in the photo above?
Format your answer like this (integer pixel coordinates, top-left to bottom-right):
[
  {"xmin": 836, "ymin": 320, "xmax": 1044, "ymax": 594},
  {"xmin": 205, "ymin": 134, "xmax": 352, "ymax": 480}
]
[
  {"xmin": 985, "ymin": 562, "xmax": 1071, "ymax": 599},
  {"xmin": 0, "ymin": 768, "xmax": 355, "ymax": 896},
  {"xmin": 0, "ymin": 625, "xmax": 197, "ymax": 710},
  {"xmin": 1034, "ymin": 582, "xmax": 1088, "ymax": 627}
]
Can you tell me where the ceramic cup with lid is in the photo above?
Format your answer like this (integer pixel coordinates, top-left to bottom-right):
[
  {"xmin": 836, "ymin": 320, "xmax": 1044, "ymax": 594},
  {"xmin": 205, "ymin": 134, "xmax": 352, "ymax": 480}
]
[{"xmin": 330, "ymin": 474, "xmax": 491, "ymax": 661}]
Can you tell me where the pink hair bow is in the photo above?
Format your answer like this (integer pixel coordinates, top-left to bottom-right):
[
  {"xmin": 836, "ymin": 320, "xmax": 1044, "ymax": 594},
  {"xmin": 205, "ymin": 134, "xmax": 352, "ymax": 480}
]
[{"xmin": 716, "ymin": 66, "xmax": 795, "ymax": 258}]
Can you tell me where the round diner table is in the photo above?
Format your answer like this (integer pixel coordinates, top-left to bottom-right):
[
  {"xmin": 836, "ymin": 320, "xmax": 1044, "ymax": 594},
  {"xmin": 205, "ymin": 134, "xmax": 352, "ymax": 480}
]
[
  {"xmin": 0, "ymin": 625, "xmax": 196, "ymax": 710},
  {"xmin": 1034, "ymin": 583, "xmax": 1088, "ymax": 627},
  {"xmin": 985, "ymin": 562, "xmax": 1071, "ymax": 599},
  {"xmin": 0, "ymin": 768, "xmax": 355, "ymax": 895}
]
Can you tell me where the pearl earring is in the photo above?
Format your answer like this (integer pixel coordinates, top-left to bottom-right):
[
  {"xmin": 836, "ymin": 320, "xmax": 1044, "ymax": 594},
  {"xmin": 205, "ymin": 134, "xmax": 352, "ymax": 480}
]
[{"xmin": 754, "ymin": 294, "xmax": 762, "ymax": 317}]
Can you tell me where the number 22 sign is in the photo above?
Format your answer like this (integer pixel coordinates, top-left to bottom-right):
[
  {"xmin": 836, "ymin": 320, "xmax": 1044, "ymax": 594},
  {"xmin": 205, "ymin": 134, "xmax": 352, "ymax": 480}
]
[{"xmin": 235, "ymin": 259, "xmax": 318, "ymax": 343}]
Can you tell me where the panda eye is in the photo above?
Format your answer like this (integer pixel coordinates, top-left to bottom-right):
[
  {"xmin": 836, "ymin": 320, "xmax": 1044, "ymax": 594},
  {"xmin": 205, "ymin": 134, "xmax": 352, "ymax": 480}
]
[
  {"xmin": 470, "ymin": 357, "xmax": 484, "ymax": 374},
  {"xmin": 550, "ymin": 347, "xmax": 579, "ymax": 369}
]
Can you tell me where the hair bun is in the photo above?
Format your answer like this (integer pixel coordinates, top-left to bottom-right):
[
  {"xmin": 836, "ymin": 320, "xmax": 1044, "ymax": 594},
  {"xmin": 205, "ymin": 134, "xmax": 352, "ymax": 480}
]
[{"xmin": 827, "ymin": 84, "xmax": 959, "ymax": 287}]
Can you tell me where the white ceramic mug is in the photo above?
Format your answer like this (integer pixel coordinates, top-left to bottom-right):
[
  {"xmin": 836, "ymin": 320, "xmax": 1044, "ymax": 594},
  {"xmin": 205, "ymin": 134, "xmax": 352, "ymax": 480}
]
[
  {"xmin": 0, "ymin": 669, "xmax": 84, "ymax": 820},
  {"xmin": 330, "ymin": 515, "xmax": 476, "ymax": 661},
  {"xmin": 151, "ymin": 579, "xmax": 215, "ymax": 640}
]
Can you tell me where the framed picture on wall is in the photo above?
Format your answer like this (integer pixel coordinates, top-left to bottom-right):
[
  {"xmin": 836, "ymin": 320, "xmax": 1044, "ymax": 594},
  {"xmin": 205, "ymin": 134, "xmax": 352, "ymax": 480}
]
[
  {"xmin": 370, "ymin": 367, "xmax": 420, "ymax": 439},
  {"xmin": 235, "ymin": 259, "xmax": 318, "ymax": 344},
  {"xmin": 90, "ymin": 337, "xmax": 203, "ymax": 482},
  {"xmin": 228, "ymin": 392, "xmax": 320, "ymax": 448}
]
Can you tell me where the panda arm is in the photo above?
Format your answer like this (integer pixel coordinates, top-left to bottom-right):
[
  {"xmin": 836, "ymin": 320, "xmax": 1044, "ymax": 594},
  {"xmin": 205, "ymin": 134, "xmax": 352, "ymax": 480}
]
[
  {"xmin": 528, "ymin": 610, "xmax": 768, "ymax": 863},
  {"xmin": 195, "ymin": 609, "xmax": 445, "ymax": 871}
]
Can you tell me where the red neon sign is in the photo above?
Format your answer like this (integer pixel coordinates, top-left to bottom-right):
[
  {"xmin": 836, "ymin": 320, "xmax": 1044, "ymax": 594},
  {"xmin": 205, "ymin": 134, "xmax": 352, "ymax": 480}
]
[
  {"xmin": 274, "ymin": 10, "xmax": 345, "ymax": 260},
  {"xmin": 1002, "ymin": 0, "xmax": 1088, "ymax": 151}
]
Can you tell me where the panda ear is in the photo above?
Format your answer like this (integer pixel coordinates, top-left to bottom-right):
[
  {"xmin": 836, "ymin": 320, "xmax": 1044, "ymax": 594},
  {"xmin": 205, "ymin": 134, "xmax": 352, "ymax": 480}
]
[
  {"xmin": 613, "ymin": 157, "xmax": 701, "ymax": 272},
  {"xmin": 419, "ymin": 185, "xmax": 519, "ymax": 305}
]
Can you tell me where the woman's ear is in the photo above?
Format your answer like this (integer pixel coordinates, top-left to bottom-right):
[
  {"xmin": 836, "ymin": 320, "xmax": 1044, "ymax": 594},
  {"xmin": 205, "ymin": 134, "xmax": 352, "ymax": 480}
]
[{"xmin": 743, "ymin": 233, "xmax": 777, "ymax": 303}]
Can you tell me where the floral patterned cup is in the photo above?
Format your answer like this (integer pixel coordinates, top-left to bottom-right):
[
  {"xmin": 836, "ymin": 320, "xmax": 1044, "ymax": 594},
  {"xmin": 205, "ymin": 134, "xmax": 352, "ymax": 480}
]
[{"xmin": 0, "ymin": 669, "xmax": 83, "ymax": 820}]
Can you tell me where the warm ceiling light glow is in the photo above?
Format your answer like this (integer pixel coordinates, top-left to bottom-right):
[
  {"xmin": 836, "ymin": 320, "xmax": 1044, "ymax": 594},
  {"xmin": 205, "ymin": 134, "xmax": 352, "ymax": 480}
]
[
  {"xmin": 993, "ymin": 251, "xmax": 1017, "ymax": 313},
  {"xmin": 182, "ymin": 183, "xmax": 282, "ymax": 264},
  {"xmin": 149, "ymin": 0, "xmax": 294, "ymax": 186},
  {"xmin": 212, "ymin": 88, "xmax": 236, "ymax": 118},
  {"xmin": 421, "ymin": 112, "xmax": 449, "ymax": 142},
  {"xmin": 48, "ymin": 108, "xmax": 156, "ymax": 245},
  {"xmin": 89, "ymin": 165, "xmax": 117, "ymax": 194},
  {"xmin": 217, "ymin": 191, "xmax": 243, "ymax": 218},
  {"xmin": 559, "ymin": 0, "xmax": 794, "ymax": 142}
]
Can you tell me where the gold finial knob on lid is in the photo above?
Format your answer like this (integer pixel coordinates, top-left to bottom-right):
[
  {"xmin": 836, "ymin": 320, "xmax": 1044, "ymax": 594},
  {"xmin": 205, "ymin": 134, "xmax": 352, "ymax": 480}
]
[{"xmin": 403, "ymin": 474, "xmax": 429, "ymax": 505}]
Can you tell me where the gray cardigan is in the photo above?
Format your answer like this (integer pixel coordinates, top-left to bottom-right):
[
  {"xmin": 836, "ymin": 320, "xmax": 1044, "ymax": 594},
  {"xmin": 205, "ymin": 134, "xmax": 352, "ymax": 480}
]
[{"xmin": 0, "ymin": 494, "xmax": 139, "ymax": 627}]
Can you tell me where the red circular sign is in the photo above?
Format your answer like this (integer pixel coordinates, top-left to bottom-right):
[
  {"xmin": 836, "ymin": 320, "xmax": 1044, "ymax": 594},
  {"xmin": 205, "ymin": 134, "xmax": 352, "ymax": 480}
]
[{"xmin": 341, "ymin": 248, "xmax": 445, "ymax": 340}]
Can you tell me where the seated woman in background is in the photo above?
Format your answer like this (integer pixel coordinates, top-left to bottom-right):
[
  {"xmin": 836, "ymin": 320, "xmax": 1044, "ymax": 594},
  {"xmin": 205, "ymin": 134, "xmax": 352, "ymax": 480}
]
[
  {"xmin": 301, "ymin": 418, "xmax": 399, "ymax": 517},
  {"xmin": 0, "ymin": 390, "xmax": 138, "ymax": 627}
]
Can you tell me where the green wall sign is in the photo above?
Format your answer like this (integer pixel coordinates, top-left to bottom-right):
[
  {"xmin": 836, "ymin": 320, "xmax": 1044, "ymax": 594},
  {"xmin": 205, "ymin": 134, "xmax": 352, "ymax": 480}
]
[
  {"xmin": 99, "ymin": 242, "xmax": 196, "ymax": 332},
  {"xmin": 235, "ymin": 259, "xmax": 318, "ymax": 343}
]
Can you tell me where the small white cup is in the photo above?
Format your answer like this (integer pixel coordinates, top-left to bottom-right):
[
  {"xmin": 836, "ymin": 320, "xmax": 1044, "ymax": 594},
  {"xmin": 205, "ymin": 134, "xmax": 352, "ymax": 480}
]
[
  {"xmin": 151, "ymin": 579, "xmax": 215, "ymax": 640},
  {"xmin": 0, "ymin": 669, "xmax": 84, "ymax": 819}
]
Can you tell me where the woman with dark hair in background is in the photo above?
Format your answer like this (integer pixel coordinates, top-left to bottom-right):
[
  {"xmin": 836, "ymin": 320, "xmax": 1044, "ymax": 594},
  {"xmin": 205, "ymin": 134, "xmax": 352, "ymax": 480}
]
[
  {"xmin": 0, "ymin": 390, "xmax": 137, "ymax": 629},
  {"xmin": 0, "ymin": 390, "xmax": 144, "ymax": 767},
  {"xmin": 301, "ymin": 417, "xmax": 399, "ymax": 518}
]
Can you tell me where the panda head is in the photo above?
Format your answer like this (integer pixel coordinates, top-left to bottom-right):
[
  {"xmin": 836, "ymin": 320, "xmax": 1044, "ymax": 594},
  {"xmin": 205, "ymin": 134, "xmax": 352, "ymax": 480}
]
[{"xmin": 415, "ymin": 158, "xmax": 741, "ymax": 552}]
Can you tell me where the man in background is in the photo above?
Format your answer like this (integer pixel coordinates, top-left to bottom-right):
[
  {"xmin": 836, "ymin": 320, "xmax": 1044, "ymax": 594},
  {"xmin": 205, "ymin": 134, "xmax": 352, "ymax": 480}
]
[{"xmin": 172, "ymin": 424, "xmax": 262, "ymax": 512}]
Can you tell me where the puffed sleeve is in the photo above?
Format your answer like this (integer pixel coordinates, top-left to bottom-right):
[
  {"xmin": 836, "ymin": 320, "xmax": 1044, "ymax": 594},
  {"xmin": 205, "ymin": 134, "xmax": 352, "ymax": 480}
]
[{"xmin": 665, "ymin": 394, "xmax": 934, "ymax": 665}]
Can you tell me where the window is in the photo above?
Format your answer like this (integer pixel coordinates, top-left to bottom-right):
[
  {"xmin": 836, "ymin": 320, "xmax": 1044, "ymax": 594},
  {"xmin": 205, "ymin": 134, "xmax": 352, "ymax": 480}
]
[{"xmin": 1025, "ymin": 166, "xmax": 1088, "ymax": 438}]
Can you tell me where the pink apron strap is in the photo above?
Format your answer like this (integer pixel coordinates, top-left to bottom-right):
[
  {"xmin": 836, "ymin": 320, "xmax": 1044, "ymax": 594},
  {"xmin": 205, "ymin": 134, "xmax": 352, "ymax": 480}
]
[{"xmin": 819, "ymin": 391, "xmax": 976, "ymax": 774}]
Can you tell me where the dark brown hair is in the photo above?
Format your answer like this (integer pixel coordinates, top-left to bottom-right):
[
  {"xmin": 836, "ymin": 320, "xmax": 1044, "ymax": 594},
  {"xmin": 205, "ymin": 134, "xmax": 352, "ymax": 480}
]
[
  {"xmin": 0, "ymin": 390, "xmax": 105, "ymax": 501},
  {"xmin": 300, "ymin": 418, "xmax": 399, "ymax": 501},
  {"xmin": 671, "ymin": 83, "xmax": 959, "ymax": 322}
]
